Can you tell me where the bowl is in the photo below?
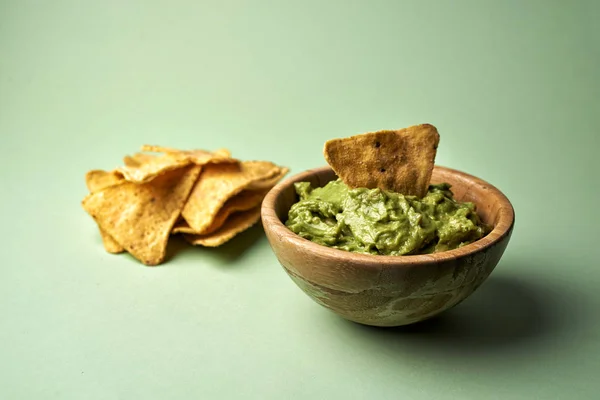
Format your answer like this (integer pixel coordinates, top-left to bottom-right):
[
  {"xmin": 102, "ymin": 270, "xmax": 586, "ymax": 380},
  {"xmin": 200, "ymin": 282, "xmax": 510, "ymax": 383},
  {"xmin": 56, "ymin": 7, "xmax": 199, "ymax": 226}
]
[{"xmin": 261, "ymin": 165, "xmax": 515, "ymax": 327}]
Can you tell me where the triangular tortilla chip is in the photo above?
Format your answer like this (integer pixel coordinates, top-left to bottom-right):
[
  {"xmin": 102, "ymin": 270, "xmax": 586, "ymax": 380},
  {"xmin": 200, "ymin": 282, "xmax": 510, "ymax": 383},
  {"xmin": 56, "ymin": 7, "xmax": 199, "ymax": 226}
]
[
  {"xmin": 172, "ymin": 188, "xmax": 268, "ymax": 235},
  {"xmin": 181, "ymin": 161, "xmax": 282, "ymax": 233},
  {"xmin": 116, "ymin": 153, "xmax": 192, "ymax": 183},
  {"xmin": 117, "ymin": 146, "xmax": 235, "ymax": 183},
  {"xmin": 85, "ymin": 170, "xmax": 125, "ymax": 191},
  {"xmin": 82, "ymin": 165, "xmax": 201, "ymax": 265},
  {"xmin": 183, "ymin": 207, "xmax": 261, "ymax": 247},
  {"xmin": 84, "ymin": 170, "xmax": 126, "ymax": 253},
  {"xmin": 123, "ymin": 153, "xmax": 157, "ymax": 167},
  {"xmin": 140, "ymin": 145, "xmax": 234, "ymax": 165},
  {"xmin": 324, "ymin": 124, "xmax": 440, "ymax": 197},
  {"xmin": 244, "ymin": 167, "xmax": 289, "ymax": 190}
]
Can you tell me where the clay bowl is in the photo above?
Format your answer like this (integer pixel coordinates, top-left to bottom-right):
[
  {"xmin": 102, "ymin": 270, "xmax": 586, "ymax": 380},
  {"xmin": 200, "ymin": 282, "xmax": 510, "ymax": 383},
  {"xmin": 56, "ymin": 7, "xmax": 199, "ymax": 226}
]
[{"xmin": 261, "ymin": 165, "xmax": 514, "ymax": 327}]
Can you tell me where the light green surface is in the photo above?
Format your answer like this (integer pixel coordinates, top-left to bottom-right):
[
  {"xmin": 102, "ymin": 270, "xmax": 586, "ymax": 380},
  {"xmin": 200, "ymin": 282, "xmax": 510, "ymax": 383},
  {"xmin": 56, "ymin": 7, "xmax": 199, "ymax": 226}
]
[{"xmin": 1, "ymin": 1, "xmax": 598, "ymax": 399}]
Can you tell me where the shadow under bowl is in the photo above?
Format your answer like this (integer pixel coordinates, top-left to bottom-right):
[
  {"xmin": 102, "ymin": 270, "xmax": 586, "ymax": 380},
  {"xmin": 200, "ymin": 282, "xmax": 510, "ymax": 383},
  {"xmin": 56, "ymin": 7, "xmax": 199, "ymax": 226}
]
[{"xmin": 261, "ymin": 165, "xmax": 515, "ymax": 327}]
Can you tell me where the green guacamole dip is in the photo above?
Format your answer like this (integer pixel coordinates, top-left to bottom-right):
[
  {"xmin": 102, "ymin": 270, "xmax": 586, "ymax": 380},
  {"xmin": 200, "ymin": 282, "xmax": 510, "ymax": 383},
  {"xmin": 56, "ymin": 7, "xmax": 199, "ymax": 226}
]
[{"xmin": 285, "ymin": 180, "xmax": 490, "ymax": 256}]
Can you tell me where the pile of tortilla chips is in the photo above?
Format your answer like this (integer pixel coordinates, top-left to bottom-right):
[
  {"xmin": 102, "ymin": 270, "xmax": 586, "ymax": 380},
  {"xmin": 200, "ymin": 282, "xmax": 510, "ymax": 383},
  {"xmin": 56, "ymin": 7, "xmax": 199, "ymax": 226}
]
[{"xmin": 82, "ymin": 145, "xmax": 288, "ymax": 266}]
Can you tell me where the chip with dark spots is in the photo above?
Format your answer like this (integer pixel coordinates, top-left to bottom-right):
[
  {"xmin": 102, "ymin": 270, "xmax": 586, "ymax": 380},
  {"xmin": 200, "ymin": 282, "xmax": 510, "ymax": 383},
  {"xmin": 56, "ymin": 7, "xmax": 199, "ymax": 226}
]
[{"xmin": 323, "ymin": 124, "xmax": 440, "ymax": 197}]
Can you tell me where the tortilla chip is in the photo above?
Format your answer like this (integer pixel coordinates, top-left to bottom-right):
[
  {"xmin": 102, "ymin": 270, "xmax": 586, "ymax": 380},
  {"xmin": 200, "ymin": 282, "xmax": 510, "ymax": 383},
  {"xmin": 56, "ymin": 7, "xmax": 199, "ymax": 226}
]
[
  {"xmin": 123, "ymin": 153, "xmax": 157, "ymax": 167},
  {"xmin": 173, "ymin": 189, "xmax": 268, "ymax": 235},
  {"xmin": 117, "ymin": 146, "xmax": 236, "ymax": 184},
  {"xmin": 84, "ymin": 170, "xmax": 126, "ymax": 253},
  {"xmin": 140, "ymin": 145, "xmax": 233, "ymax": 165},
  {"xmin": 181, "ymin": 161, "xmax": 282, "ymax": 233},
  {"xmin": 85, "ymin": 170, "xmax": 125, "ymax": 191},
  {"xmin": 244, "ymin": 167, "xmax": 289, "ymax": 190},
  {"xmin": 323, "ymin": 124, "xmax": 440, "ymax": 197},
  {"xmin": 116, "ymin": 153, "xmax": 191, "ymax": 184},
  {"xmin": 95, "ymin": 229, "xmax": 125, "ymax": 254},
  {"xmin": 82, "ymin": 165, "xmax": 201, "ymax": 266},
  {"xmin": 183, "ymin": 207, "xmax": 261, "ymax": 247},
  {"xmin": 170, "ymin": 220, "xmax": 195, "ymax": 235}
]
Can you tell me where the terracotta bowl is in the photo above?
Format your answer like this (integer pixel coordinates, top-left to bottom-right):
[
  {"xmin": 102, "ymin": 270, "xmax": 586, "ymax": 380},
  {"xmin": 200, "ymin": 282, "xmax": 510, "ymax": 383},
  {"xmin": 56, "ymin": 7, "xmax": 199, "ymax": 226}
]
[{"xmin": 261, "ymin": 165, "xmax": 515, "ymax": 327}]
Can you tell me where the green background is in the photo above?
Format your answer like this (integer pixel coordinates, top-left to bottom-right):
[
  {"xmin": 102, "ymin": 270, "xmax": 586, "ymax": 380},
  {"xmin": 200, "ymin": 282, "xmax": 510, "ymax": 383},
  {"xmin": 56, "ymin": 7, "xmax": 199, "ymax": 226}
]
[{"xmin": 1, "ymin": 1, "xmax": 598, "ymax": 399}]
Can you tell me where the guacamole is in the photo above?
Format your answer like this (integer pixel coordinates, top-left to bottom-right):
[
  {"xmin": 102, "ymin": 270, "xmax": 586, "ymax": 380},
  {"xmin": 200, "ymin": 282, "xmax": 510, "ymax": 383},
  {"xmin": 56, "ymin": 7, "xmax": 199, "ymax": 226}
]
[{"xmin": 286, "ymin": 180, "xmax": 490, "ymax": 256}]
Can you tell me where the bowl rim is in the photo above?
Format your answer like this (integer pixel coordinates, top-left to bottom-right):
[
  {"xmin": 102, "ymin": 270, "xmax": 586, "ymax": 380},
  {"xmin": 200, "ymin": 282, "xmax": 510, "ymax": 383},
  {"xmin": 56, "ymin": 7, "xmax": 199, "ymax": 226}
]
[{"xmin": 261, "ymin": 165, "xmax": 515, "ymax": 266}]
